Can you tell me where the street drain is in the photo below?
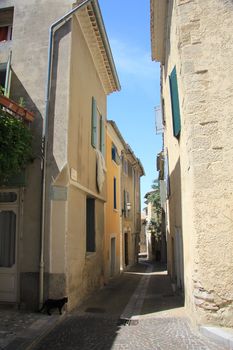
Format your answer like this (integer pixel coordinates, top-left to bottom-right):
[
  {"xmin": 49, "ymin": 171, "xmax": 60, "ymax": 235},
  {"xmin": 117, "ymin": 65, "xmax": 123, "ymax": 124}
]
[
  {"xmin": 117, "ymin": 318, "xmax": 139, "ymax": 326},
  {"xmin": 85, "ymin": 307, "xmax": 105, "ymax": 313}
]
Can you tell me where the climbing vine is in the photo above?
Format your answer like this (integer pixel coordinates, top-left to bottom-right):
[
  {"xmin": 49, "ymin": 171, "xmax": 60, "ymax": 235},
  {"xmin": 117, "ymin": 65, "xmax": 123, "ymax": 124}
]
[{"xmin": 0, "ymin": 111, "xmax": 32, "ymax": 182}]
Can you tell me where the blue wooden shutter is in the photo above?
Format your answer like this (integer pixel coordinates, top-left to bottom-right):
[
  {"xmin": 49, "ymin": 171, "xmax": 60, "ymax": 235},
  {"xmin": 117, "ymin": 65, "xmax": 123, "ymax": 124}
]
[
  {"xmin": 169, "ymin": 67, "xmax": 181, "ymax": 138},
  {"xmin": 91, "ymin": 97, "xmax": 97, "ymax": 148}
]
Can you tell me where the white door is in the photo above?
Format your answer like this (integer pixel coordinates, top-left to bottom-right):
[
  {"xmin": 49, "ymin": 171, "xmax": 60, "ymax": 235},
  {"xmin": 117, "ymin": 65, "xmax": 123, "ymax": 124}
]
[{"xmin": 0, "ymin": 190, "xmax": 19, "ymax": 302}]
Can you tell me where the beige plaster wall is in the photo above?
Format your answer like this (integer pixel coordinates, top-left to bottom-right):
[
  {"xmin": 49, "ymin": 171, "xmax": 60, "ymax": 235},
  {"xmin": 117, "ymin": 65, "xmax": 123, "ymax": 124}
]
[
  {"xmin": 64, "ymin": 15, "xmax": 107, "ymax": 310},
  {"xmin": 0, "ymin": 0, "xmax": 73, "ymax": 308},
  {"xmin": 163, "ymin": 0, "xmax": 233, "ymax": 326}
]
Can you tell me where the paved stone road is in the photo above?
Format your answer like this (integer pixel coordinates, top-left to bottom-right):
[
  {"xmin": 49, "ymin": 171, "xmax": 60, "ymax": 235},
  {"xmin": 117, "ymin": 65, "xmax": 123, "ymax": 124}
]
[{"xmin": 32, "ymin": 261, "xmax": 225, "ymax": 350}]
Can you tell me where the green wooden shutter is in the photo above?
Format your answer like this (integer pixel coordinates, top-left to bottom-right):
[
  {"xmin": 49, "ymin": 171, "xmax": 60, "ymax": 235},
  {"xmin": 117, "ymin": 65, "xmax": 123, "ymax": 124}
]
[
  {"xmin": 100, "ymin": 116, "xmax": 105, "ymax": 156},
  {"xmin": 91, "ymin": 97, "xmax": 97, "ymax": 148},
  {"xmin": 169, "ymin": 67, "xmax": 181, "ymax": 138}
]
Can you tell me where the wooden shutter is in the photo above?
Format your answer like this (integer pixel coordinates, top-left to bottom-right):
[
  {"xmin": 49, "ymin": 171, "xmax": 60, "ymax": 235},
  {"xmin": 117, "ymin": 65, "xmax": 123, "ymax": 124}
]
[
  {"xmin": 113, "ymin": 177, "xmax": 117, "ymax": 209},
  {"xmin": 169, "ymin": 67, "xmax": 181, "ymax": 138},
  {"xmin": 86, "ymin": 198, "xmax": 95, "ymax": 252},
  {"xmin": 100, "ymin": 116, "xmax": 105, "ymax": 156},
  {"xmin": 91, "ymin": 97, "xmax": 97, "ymax": 148}
]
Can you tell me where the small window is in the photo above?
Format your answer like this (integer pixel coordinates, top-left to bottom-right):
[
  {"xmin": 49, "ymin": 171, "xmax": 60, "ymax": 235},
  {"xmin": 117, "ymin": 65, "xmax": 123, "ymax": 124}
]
[
  {"xmin": 0, "ymin": 8, "xmax": 14, "ymax": 43},
  {"xmin": 111, "ymin": 143, "xmax": 120, "ymax": 165},
  {"xmin": 86, "ymin": 198, "xmax": 95, "ymax": 252},
  {"xmin": 113, "ymin": 177, "xmax": 117, "ymax": 209},
  {"xmin": 0, "ymin": 192, "xmax": 17, "ymax": 203},
  {"xmin": 0, "ymin": 64, "xmax": 6, "ymax": 89}
]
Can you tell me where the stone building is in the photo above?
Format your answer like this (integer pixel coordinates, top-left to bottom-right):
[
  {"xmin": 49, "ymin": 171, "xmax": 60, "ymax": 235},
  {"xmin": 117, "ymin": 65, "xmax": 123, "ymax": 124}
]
[
  {"xmin": 0, "ymin": 0, "xmax": 120, "ymax": 311},
  {"xmin": 151, "ymin": 0, "xmax": 233, "ymax": 327},
  {"xmin": 105, "ymin": 121, "xmax": 144, "ymax": 274}
]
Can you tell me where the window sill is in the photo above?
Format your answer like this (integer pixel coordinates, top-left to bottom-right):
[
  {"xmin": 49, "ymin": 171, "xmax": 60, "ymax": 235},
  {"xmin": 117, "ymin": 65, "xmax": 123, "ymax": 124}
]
[{"xmin": 86, "ymin": 252, "xmax": 96, "ymax": 259}]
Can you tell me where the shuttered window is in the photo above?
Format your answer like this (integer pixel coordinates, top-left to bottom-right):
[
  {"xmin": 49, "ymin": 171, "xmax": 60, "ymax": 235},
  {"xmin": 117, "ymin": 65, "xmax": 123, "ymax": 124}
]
[
  {"xmin": 91, "ymin": 97, "xmax": 97, "ymax": 148},
  {"xmin": 86, "ymin": 198, "xmax": 95, "ymax": 252},
  {"xmin": 169, "ymin": 66, "xmax": 181, "ymax": 138},
  {"xmin": 100, "ymin": 115, "xmax": 105, "ymax": 156},
  {"xmin": 113, "ymin": 177, "xmax": 117, "ymax": 209},
  {"xmin": 91, "ymin": 97, "xmax": 105, "ymax": 156}
]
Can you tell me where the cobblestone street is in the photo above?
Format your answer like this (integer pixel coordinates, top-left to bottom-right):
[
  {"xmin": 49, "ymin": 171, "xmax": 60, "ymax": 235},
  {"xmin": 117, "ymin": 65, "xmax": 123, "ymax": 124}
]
[{"xmin": 31, "ymin": 261, "xmax": 225, "ymax": 350}]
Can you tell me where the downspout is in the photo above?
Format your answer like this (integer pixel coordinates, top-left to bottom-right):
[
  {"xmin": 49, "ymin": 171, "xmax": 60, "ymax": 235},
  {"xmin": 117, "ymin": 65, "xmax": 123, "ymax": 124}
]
[{"xmin": 39, "ymin": 0, "xmax": 93, "ymax": 308}]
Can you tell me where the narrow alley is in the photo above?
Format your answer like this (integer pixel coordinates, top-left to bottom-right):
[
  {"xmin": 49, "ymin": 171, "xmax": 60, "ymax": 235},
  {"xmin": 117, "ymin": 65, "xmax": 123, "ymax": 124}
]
[{"xmin": 25, "ymin": 259, "xmax": 224, "ymax": 350}]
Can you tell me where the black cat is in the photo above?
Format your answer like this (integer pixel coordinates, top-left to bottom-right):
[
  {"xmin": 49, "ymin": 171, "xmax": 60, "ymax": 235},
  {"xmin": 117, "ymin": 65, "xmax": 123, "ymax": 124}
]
[{"xmin": 39, "ymin": 297, "xmax": 68, "ymax": 315}]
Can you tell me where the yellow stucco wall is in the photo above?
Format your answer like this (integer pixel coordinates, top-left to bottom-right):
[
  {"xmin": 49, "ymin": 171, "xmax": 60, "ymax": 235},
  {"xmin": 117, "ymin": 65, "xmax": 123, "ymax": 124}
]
[{"xmin": 104, "ymin": 129, "xmax": 122, "ymax": 281}]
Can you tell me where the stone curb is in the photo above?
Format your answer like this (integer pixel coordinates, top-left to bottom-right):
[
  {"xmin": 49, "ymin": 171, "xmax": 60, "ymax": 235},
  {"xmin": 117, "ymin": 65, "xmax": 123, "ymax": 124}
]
[
  {"xmin": 4, "ymin": 313, "xmax": 66, "ymax": 350},
  {"xmin": 199, "ymin": 326, "xmax": 233, "ymax": 350}
]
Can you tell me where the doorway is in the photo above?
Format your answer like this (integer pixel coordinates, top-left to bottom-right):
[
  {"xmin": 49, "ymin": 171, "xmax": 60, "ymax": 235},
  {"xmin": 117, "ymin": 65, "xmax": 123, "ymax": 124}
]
[
  {"xmin": 0, "ymin": 190, "xmax": 19, "ymax": 302},
  {"xmin": 124, "ymin": 232, "xmax": 128, "ymax": 266}
]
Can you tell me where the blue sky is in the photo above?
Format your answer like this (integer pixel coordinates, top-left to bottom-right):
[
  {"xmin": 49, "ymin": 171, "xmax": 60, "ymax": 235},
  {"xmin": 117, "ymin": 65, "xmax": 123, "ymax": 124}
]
[{"xmin": 99, "ymin": 0, "xmax": 162, "ymax": 208}]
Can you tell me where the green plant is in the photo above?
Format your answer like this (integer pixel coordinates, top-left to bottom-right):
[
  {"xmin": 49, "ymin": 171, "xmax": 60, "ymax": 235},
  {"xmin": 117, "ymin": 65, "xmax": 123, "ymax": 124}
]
[
  {"xmin": 0, "ymin": 110, "xmax": 32, "ymax": 182},
  {"xmin": 18, "ymin": 97, "xmax": 26, "ymax": 108},
  {"xmin": 0, "ymin": 85, "xmax": 5, "ymax": 95}
]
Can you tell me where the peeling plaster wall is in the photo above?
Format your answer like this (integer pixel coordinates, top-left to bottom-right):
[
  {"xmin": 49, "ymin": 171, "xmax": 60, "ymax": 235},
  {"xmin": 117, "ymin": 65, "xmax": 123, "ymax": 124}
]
[{"xmin": 163, "ymin": 0, "xmax": 233, "ymax": 326}]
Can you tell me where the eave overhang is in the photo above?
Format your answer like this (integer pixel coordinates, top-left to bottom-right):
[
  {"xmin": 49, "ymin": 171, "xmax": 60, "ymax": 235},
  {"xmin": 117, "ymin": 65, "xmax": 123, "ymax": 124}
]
[
  {"xmin": 76, "ymin": 0, "xmax": 121, "ymax": 95},
  {"xmin": 150, "ymin": 0, "xmax": 168, "ymax": 64}
]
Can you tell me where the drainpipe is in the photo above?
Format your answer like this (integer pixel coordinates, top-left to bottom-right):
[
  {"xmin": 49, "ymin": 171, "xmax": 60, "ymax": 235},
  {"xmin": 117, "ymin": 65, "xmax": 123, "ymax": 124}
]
[{"xmin": 39, "ymin": 0, "xmax": 94, "ymax": 308}]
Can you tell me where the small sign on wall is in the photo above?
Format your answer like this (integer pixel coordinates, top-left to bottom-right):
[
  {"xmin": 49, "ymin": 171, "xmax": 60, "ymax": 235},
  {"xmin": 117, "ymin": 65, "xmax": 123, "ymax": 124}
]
[
  {"xmin": 70, "ymin": 168, "xmax": 78, "ymax": 181},
  {"xmin": 50, "ymin": 186, "xmax": 67, "ymax": 201}
]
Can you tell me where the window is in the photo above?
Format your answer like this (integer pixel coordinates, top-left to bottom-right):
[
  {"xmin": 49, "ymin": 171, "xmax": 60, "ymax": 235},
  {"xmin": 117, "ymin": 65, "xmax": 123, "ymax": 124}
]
[
  {"xmin": 91, "ymin": 97, "xmax": 105, "ymax": 156},
  {"xmin": 0, "ymin": 26, "xmax": 12, "ymax": 42},
  {"xmin": 86, "ymin": 198, "xmax": 95, "ymax": 252},
  {"xmin": 113, "ymin": 177, "xmax": 117, "ymax": 209},
  {"xmin": 111, "ymin": 143, "xmax": 120, "ymax": 165},
  {"xmin": 0, "ymin": 192, "xmax": 17, "ymax": 203},
  {"xmin": 0, "ymin": 8, "xmax": 14, "ymax": 43},
  {"xmin": 169, "ymin": 66, "xmax": 181, "ymax": 138},
  {"xmin": 0, "ymin": 51, "xmax": 12, "ymax": 97},
  {"xmin": 0, "ymin": 64, "xmax": 6, "ymax": 88},
  {"xmin": 0, "ymin": 211, "xmax": 16, "ymax": 267},
  {"xmin": 164, "ymin": 149, "xmax": 170, "ymax": 199},
  {"xmin": 123, "ymin": 190, "xmax": 130, "ymax": 218}
]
